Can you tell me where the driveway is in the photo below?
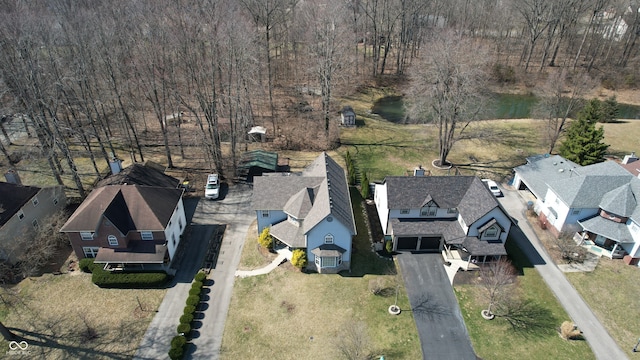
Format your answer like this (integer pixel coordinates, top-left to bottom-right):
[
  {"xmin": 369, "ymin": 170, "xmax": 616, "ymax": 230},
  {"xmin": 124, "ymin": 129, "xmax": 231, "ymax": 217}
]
[
  {"xmin": 499, "ymin": 186, "xmax": 628, "ymax": 360},
  {"xmin": 396, "ymin": 252, "xmax": 476, "ymax": 360},
  {"xmin": 135, "ymin": 183, "xmax": 253, "ymax": 360}
]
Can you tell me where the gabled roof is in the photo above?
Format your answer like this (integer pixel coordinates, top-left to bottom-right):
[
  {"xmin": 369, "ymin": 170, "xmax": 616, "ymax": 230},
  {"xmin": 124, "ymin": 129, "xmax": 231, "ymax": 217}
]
[
  {"xmin": 96, "ymin": 163, "xmax": 180, "ymax": 188},
  {"xmin": 550, "ymin": 175, "xmax": 632, "ymax": 208},
  {"xmin": 253, "ymin": 152, "xmax": 356, "ymax": 236},
  {"xmin": 514, "ymin": 155, "xmax": 580, "ymax": 199},
  {"xmin": 383, "ymin": 176, "xmax": 499, "ymax": 225},
  {"xmin": 0, "ymin": 182, "xmax": 40, "ymax": 227},
  {"xmin": 60, "ymin": 185, "xmax": 183, "ymax": 233}
]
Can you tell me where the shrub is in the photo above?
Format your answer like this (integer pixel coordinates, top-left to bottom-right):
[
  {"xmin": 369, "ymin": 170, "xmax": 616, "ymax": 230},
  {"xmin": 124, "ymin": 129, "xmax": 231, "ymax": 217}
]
[
  {"xmin": 560, "ymin": 321, "xmax": 582, "ymax": 340},
  {"xmin": 385, "ymin": 240, "xmax": 393, "ymax": 254},
  {"xmin": 189, "ymin": 287, "xmax": 201, "ymax": 296},
  {"xmin": 186, "ymin": 294, "xmax": 200, "ymax": 306},
  {"xmin": 368, "ymin": 277, "xmax": 386, "ymax": 295},
  {"xmin": 194, "ymin": 272, "xmax": 206, "ymax": 282},
  {"xmin": 360, "ymin": 172, "xmax": 370, "ymax": 199},
  {"xmin": 171, "ymin": 335, "xmax": 187, "ymax": 348},
  {"xmin": 257, "ymin": 227, "xmax": 273, "ymax": 250},
  {"xmin": 183, "ymin": 305, "xmax": 196, "ymax": 315},
  {"xmin": 290, "ymin": 249, "xmax": 307, "ymax": 269},
  {"xmin": 177, "ymin": 322, "xmax": 191, "ymax": 335},
  {"xmin": 79, "ymin": 258, "xmax": 94, "ymax": 273},
  {"xmin": 191, "ymin": 281, "xmax": 203, "ymax": 290},
  {"xmin": 492, "ymin": 63, "xmax": 516, "ymax": 84},
  {"xmin": 180, "ymin": 313, "xmax": 194, "ymax": 324},
  {"xmin": 91, "ymin": 268, "xmax": 168, "ymax": 288},
  {"xmin": 168, "ymin": 346, "xmax": 183, "ymax": 360}
]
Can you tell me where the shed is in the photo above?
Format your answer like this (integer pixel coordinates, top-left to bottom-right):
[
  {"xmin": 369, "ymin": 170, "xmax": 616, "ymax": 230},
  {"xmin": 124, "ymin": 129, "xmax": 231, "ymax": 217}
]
[
  {"xmin": 237, "ymin": 150, "xmax": 279, "ymax": 182},
  {"xmin": 340, "ymin": 106, "xmax": 356, "ymax": 127}
]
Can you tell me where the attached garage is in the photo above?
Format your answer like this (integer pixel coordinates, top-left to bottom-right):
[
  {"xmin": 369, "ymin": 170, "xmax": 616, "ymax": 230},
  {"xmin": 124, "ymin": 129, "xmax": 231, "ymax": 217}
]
[
  {"xmin": 419, "ymin": 237, "xmax": 441, "ymax": 251},
  {"xmin": 396, "ymin": 237, "xmax": 419, "ymax": 251}
]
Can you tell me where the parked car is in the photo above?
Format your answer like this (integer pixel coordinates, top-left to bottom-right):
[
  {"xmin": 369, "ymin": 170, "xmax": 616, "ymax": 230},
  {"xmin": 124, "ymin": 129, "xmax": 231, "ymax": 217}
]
[
  {"xmin": 481, "ymin": 179, "xmax": 502, "ymax": 197},
  {"xmin": 205, "ymin": 174, "xmax": 220, "ymax": 199}
]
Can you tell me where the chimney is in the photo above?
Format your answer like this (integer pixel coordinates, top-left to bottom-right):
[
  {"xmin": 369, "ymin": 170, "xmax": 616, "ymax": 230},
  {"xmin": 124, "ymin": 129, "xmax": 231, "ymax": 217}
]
[
  {"xmin": 109, "ymin": 152, "xmax": 123, "ymax": 175},
  {"xmin": 414, "ymin": 165, "xmax": 425, "ymax": 177},
  {"xmin": 622, "ymin": 152, "xmax": 639, "ymax": 165},
  {"xmin": 4, "ymin": 169, "xmax": 21, "ymax": 185}
]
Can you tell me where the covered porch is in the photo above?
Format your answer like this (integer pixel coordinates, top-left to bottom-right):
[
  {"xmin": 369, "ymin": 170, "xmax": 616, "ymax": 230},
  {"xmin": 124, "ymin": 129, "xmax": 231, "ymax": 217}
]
[
  {"xmin": 93, "ymin": 242, "xmax": 170, "ymax": 272},
  {"xmin": 442, "ymin": 237, "xmax": 507, "ymax": 271},
  {"xmin": 576, "ymin": 216, "xmax": 630, "ymax": 259}
]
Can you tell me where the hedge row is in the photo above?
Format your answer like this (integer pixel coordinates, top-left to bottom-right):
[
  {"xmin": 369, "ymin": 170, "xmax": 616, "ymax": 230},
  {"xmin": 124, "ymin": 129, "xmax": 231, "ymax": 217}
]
[
  {"xmin": 80, "ymin": 258, "xmax": 169, "ymax": 288},
  {"xmin": 169, "ymin": 271, "xmax": 207, "ymax": 360}
]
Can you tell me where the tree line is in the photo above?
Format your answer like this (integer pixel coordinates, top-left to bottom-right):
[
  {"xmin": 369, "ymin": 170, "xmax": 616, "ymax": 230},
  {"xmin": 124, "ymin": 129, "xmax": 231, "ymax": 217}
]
[{"xmin": 0, "ymin": 0, "xmax": 637, "ymax": 197}]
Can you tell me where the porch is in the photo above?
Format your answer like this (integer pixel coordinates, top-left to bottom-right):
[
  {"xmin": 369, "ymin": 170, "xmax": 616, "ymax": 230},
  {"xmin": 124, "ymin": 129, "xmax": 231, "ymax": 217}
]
[
  {"xmin": 441, "ymin": 247, "xmax": 480, "ymax": 271},
  {"xmin": 572, "ymin": 232, "xmax": 627, "ymax": 259}
]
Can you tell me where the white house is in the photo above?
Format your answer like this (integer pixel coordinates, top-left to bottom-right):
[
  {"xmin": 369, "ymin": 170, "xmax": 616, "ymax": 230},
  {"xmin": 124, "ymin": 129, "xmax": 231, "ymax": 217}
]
[
  {"xmin": 374, "ymin": 175, "xmax": 512, "ymax": 269},
  {"xmin": 252, "ymin": 152, "xmax": 356, "ymax": 274}
]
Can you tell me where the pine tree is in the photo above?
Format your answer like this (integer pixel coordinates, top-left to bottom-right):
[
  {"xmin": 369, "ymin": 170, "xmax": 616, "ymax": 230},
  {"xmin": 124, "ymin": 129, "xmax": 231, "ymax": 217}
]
[
  {"xmin": 559, "ymin": 99, "xmax": 609, "ymax": 166},
  {"xmin": 601, "ymin": 96, "xmax": 619, "ymax": 123},
  {"xmin": 360, "ymin": 172, "xmax": 370, "ymax": 199}
]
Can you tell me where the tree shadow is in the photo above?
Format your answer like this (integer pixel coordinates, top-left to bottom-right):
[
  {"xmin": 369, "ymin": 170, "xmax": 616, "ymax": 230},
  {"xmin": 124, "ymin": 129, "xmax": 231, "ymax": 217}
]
[
  {"xmin": 408, "ymin": 292, "xmax": 452, "ymax": 319},
  {"xmin": 496, "ymin": 298, "xmax": 557, "ymax": 337}
]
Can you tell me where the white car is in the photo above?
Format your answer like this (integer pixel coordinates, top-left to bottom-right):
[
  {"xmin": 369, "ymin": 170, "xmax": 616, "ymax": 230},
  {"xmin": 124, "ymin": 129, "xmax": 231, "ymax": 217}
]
[
  {"xmin": 482, "ymin": 179, "xmax": 502, "ymax": 197},
  {"xmin": 205, "ymin": 174, "xmax": 220, "ymax": 199}
]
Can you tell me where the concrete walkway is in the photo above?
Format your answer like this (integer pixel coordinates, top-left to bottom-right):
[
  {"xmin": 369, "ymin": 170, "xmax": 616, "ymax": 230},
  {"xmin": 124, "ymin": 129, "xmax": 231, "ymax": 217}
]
[
  {"xmin": 235, "ymin": 248, "xmax": 292, "ymax": 278},
  {"xmin": 499, "ymin": 187, "xmax": 628, "ymax": 360}
]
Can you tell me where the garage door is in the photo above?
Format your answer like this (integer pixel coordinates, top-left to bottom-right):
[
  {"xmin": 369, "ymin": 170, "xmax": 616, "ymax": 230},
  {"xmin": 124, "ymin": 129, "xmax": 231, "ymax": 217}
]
[
  {"xmin": 419, "ymin": 237, "xmax": 441, "ymax": 251},
  {"xmin": 396, "ymin": 237, "xmax": 419, "ymax": 250}
]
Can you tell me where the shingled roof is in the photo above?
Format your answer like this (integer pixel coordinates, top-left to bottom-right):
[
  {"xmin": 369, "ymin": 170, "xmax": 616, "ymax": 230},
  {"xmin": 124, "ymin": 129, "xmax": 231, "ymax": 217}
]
[
  {"xmin": 0, "ymin": 182, "xmax": 40, "ymax": 227},
  {"xmin": 60, "ymin": 185, "xmax": 183, "ymax": 233},
  {"xmin": 96, "ymin": 163, "xmax": 179, "ymax": 188},
  {"xmin": 252, "ymin": 152, "xmax": 356, "ymax": 237}
]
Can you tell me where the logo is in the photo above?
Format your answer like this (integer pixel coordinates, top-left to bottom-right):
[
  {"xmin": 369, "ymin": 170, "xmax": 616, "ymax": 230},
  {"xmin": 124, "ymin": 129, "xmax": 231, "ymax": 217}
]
[{"xmin": 8, "ymin": 341, "xmax": 28, "ymax": 351}]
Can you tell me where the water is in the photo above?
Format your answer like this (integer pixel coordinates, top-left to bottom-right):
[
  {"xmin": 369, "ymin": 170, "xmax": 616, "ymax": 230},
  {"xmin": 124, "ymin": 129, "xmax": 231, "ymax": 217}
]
[{"xmin": 372, "ymin": 94, "xmax": 640, "ymax": 123}]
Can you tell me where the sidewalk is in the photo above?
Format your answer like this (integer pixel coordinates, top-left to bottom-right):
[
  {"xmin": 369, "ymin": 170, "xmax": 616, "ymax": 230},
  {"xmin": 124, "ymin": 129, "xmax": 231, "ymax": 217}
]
[
  {"xmin": 500, "ymin": 187, "xmax": 628, "ymax": 360},
  {"xmin": 235, "ymin": 248, "xmax": 292, "ymax": 278}
]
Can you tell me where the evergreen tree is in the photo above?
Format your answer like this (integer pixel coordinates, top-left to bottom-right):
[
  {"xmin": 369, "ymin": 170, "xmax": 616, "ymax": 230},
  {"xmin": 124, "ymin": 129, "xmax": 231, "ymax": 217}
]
[
  {"xmin": 559, "ymin": 99, "xmax": 609, "ymax": 166},
  {"xmin": 360, "ymin": 172, "xmax": 370, "ymax": 199},
  {"xmin": 601, "ymin": 96, "xmax": 619, "ymax": 123}
]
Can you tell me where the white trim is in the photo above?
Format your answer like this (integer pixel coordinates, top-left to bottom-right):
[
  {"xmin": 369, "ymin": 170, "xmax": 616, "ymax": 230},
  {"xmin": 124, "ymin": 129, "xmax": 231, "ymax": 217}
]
[
  {"xmin": 80, "ymin": 232, "xmax": 94, "ymax": 241},
  {"xmin": 17, "ymin": 210, "xmax": 24, "ymax": 221},
  {"xmin": 141, "ymin": 231, "xmax": 154, "ymax": 240},
  {"xmin": 324, "ymin": 234, "xmax": 334, "ymax": 244},
  {"xmin": 108, "ymin": 235, "xmax": 118, "ymax": 246},
  {"xmin": 83, "ymin": 247, "xmax": 100, "ymax": 258}
]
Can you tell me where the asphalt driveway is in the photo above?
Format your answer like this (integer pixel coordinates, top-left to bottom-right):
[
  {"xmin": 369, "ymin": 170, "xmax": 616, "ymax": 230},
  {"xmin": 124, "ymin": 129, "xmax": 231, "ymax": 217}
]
[{"xmin": 396, "ymin": 252, "xmax": 476, "ymax": 360}]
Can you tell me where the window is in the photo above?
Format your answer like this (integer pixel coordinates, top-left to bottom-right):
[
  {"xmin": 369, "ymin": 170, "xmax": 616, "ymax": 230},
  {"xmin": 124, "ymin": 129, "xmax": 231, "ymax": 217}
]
[
  {"xmin": 261, "ymin": 210, "xmax": 269, "ymax": 218},
  {"xmin": 322, "ymin": 257, "xmax": 337, "ymax": 267},
  {"xmin": 400, "ymin": 209, "xmax": 410, "ymax": 214},
  {"xmin": 315, "ymin": 256, "xmax": 320, "ymax": 266},
  {"xmin": 32, "ymin": 197, "xmax": 39, "ymax": 206},
  {"xmin": 31, "ymin": 218, "xmax": 39, "ymax": 229},
  {"xmin": 83, "ymin": 247, "xmax": 100, "ymax": 258},
  {"xmin": 80, "ymin": 232, "xmax": 94, "ymax": 241},
  {"xmin": 572, "ymin": 209, "xmax": 581, "ymax": 215},
  {"xmin": 484, "ymin": 226, "xmax": 499, "ymax": 239},
  {"xmin": 172, "ymin": 234, "xmax": 176, "ymax": 247},
  {"xmin": 324, "ymin": 234, "xmax": 334, "ymax": 244},
  {"xmin": 448, "ymin": 208, "xmax": 457, "ymax": 214},
  {"xmin": 421, "ymin": 203, "xmax": 437, "ymax": 216},
  {"xmin": 178, "ymin": 218, "xmax": 183, "ymax": 230},
  {"xmin": 108, "ymin": 235, "xmax": 118, "ymax": 246},
  {"xmin": 17, "ymin": 210, "xmax": 24, "ymax": 221},
  {"xmin": 141, "ymin": 232, "xmax": 153, "ymax": 240}
]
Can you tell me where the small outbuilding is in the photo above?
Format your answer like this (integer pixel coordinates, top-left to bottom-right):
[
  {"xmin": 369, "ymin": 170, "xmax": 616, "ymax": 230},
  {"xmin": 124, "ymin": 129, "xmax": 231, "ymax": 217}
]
[
  {"xmin": 236, "ymin": 150, "xmax": 280, "ymax": 182},
  {"xmin": 340, "ymin": 106, "xmax": 356, "ymax": 127}
]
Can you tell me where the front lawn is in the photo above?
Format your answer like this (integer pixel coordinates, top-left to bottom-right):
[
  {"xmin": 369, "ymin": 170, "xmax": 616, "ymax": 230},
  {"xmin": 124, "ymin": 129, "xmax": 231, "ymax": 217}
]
[
  {"xmin": 567, "ymin": 257, "xmax": 640, "ymax": 357},
  {"xmin": 220, "ymin": 188, "xmax": 422, "ymax": 359},
  {"xmin": 455, "ymin": 239, "xmax": 594, "ymax": 360}
]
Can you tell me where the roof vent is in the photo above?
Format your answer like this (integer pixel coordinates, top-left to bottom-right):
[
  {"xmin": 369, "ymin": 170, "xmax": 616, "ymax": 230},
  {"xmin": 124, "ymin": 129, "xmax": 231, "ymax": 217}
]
[{"xmin": 559, "ymin": 169, "xmax": 564, "ymax": 173}]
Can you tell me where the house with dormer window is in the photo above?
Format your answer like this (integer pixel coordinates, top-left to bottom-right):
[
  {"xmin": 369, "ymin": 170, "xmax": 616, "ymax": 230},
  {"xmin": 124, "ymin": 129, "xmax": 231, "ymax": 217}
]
[
  {"xmin": 60, "ymin": 185, "xmax": 186, "ymax": 272},
  {"xmin": 252, "ymin": 152, "xmax": 356, "ymax": 274},
  {"xmin": 374, "ymin": 175, "xmax": 512, "ymax": 269}
]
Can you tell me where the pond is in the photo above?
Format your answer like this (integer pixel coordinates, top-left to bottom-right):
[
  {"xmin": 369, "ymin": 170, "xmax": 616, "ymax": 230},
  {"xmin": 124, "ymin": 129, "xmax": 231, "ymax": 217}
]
[{"xmin": 371, "ymin": 93, "xmax": 640, "ymax": 123}]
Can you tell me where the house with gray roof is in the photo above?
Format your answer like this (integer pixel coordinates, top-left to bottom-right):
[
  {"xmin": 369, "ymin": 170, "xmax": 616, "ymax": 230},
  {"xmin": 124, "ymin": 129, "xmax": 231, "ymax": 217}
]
[
  {"xmin": 514, "ymin": 154, "xmax": 640, "ymax": 263},
  {"xmin": 252, "ymin": 152, "xmax": 356, "ymax": 274},
  {"xmin": 374, "ymin": 175, "xmax": 512, "ymax": 269}
]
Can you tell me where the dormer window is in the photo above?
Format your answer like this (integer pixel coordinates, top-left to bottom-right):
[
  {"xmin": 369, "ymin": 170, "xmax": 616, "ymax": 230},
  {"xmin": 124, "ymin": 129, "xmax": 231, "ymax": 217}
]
[
  {"xmin": 484, "ymin": 226, "xmax": 499, "ymax": 238},
  {"xmin": 421, "ymin": 202, "xmax": 438, "ymax": 216}
]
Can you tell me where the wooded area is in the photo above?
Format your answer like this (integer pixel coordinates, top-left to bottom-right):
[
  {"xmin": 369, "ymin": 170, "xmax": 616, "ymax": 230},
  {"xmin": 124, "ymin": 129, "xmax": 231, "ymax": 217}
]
[{"xmin": 0, "ymin": 0, "xmax": 638, "ymax": 197}]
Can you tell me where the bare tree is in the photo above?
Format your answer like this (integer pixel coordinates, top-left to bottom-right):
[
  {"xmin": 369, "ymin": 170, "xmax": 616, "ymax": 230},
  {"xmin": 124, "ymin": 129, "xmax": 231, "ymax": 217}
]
[
  {"xmin": 407, "ymin": 31, "xmax": 489, "ymax": 167},
  {"xmin": 334, "ymin": 320, "xmax": 371, "ymax": 360},
  {"xmin": 477, "ymin": 258, "xmax": 517, "ymax": 319}
]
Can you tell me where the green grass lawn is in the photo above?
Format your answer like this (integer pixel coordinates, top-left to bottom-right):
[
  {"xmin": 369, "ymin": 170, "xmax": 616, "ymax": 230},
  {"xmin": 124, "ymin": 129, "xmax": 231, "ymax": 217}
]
[
  {"xmin": 220, "ymin": 189, "xmax": 422, "ymax": 359},
  {"xmin": 455, "ymin": 239, "xmax": 595, "ymax": 360},
  {"xmin": 566, "ymin": 258, "xmax": 640, "ymax": 357}
]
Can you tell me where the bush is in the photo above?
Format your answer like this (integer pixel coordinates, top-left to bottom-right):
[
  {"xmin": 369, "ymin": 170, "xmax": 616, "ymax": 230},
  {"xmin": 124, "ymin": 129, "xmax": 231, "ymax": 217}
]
[
  {"xmin": 290, "ymin": 249, "xmax": 307, "ymax": 269},
  {"xmin": 79, "ymin": 258, "xmax": 95, "ymax": 273},
  {"xmin": 168, "ymin": 346, "xmax": 184, "ymax": 360},
  {"xmin": 183, "ymin": 305, "xmax": 196, "ymax": 315},
  {"xmin": 189, "ymin": 287, "xmax": 201, "ymax": 296},
  {"xmin": 257, "ymin": 227, "xmax": 273, "ymax": 250},
  {"xmin": 560, "ymin": 321, "xmax": 582, "ymax": 340},
  {"xmin": 180, "ymin": 313, "xmax": 194, "ymax": 324},
  {"xmin": 91, "ymin": 268, "xmax": 168, "ymax": 288},
  {"xmin": 385, "ymin": 240, "xmax": 393, "ymax": 254},
  {"xmin": 186, "ymin": 294, "xmax": 200, "ymax": 306},
  {"xmin": 194, "ymin": 272, "xmax": 206, "ymax": 282},
  {"xmin": 171, "ymin": 335, "xmax": 187, "ymax": 348},
  {"xmin": 177, "ymin": 322, "xmax": 191, "ymax": 335},
  {"xmin": 492, "ymin": 63, "xmax": 516, "ymax": 84},
  {"xmin": 191, "ymin": 281, "xmax": 203, "ymax": 290}
]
